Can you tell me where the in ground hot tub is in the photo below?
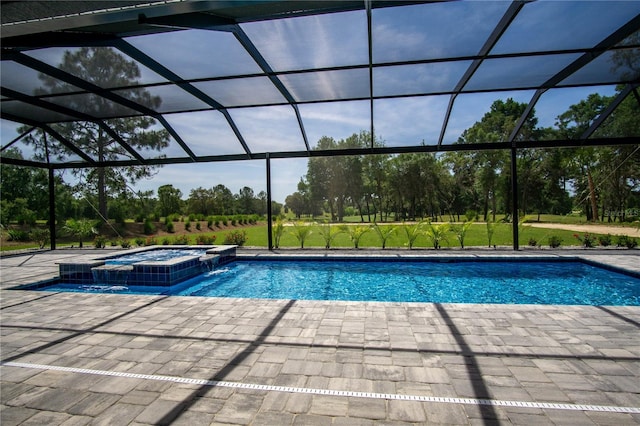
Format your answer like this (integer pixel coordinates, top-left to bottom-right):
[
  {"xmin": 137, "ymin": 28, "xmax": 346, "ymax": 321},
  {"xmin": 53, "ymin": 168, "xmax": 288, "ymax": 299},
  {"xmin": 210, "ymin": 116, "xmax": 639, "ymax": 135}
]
[{"xmin": 58, "ymin": 245, "xmax": 236, "ymax": 287}]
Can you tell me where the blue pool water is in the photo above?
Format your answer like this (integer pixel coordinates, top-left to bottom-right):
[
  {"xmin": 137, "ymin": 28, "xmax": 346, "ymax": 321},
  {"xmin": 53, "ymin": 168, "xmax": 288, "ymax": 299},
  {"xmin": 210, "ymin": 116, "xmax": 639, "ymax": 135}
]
[
  {"xmin": 39, "ymin": 259, "xmax": 640, "ymax": 306},
  {"xmin": 105, "ymin": 249, "xmax": 206, "ymax": 265}
]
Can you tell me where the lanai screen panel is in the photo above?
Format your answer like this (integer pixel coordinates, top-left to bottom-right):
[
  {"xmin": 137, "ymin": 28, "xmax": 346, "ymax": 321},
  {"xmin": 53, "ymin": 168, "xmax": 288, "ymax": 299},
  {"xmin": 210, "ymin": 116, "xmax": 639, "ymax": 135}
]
[{"xmin": 1, "ymin": 0, "xmax": 639, "ymax": 168}]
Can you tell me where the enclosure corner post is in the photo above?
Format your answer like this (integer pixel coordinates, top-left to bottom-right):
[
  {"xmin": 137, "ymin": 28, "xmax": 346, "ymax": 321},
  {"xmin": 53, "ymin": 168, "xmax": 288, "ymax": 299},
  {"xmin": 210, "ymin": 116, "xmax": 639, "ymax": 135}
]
[
  {"xmin": 266, "ymin": 153, "xmax": 273, "ymax": 250},
  {"xmin": 511, "ymin": 145, "xmax": 519, "ymax": 250},
  {"xmin": 48, "ymin": 167, "xmax": 56, "ymax": 250}
]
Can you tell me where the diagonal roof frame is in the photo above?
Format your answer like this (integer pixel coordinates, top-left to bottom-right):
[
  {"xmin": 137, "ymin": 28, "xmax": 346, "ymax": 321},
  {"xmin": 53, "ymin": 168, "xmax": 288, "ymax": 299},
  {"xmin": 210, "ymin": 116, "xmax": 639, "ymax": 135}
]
[
  {"xmin": 3, "ymin": 49, "xmax": 200, "ymax": 161},
  {"xmin": 1, "ymin": 86, "xmax": 147, "ymax": 164},
  {"xmin": 112, "ymin": 38, "xmax": 253, "ymax": 158},
  {"xmin": 136, "ymin": 10, "xmax": 312, "ymax": 154},
  {"xmin": 508, "ymin": 13, "xmax": 640, "ymax": 143},
  {"xmin": 437, "ymin": 0, "xmax": 526, "ymax": 147}
]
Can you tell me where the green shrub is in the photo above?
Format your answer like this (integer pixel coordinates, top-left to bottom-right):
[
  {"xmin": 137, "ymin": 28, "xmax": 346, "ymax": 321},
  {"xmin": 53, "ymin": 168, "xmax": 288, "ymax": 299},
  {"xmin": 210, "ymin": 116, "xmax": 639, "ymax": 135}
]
[
  {"xmin": 94, "ymin": 235, "xmax": 107, "ymax": 249},
  {"xmin": 215, "ymin": 219, "xmax": 220, "ymax": 228},
  {"xmin": 598, "ymin": 234, "xmax": 612, "ymax": 247},
  {"xmin": 166, "ymin": 221, "xmax": 175, "ymax": 233},
  {"xmin": 110, "ymin": 240, "xmax": 118, "ymax": 247},
  {"xmin": 185, "ymin": 220, "xmax": 191, "ymax": 232},
  {"xmin": 616, "ymin": 235, "xmax": 638, "ymax": 249},
  {"xmin": 528, "ymin": 237, "xmax": 538, "ymax": 247},
  {"xmin": 173, "ymin": 234, "xmax": 190, "ymax": 245},
  {"xmin": 7, "ymin": 229, "xmax": 31, "ymax": 242},
  {"xmin": 134, "ymin": 237, "xmax": 145, "ymax": 247},
  {"xmin": 143, "ymin": 218, "xmax": 155, "ymax": 235},
  {"xmin": 231, "ymin": 219, "xmax": 237, "ymax": 226},
  {"xmin": 188, "ymin": 213, "xmax": 196, "ymax": 222},
  {"xmin": 574, "ymin": 233, "xmax": 596, "ymax": 248},
  {"xmin": 119, "ymin": 239, "xmax": 131, "ymax": 249},
  {"xmin": 207, "ymin": 217, "xmax": 214, "ymax": 230},
  {"xmin": 224, "ymin": 230, "xmax": 248, "ymax": 246},
  {"xmin": 144, "ymin": 236, "xmax": 158, "ymax": 246},
  {"xmin": 222, "ymin": 217, "xmax": 228, "ymax": 226},
  {"xmin": 548, "ymin": 235, "xmax": 562, "ymax": 248},
  {"xmin": 195, "ymin": 222, "xmax": 201, "ymax": 231},
  {"xmin": 196, "ymin": 234, "xmax": 217, "ymax": 245},
  {"xmin": 465, "ymin": 210, "xmax": 479, "ymax": 222},
  {"xmin": 162, "ymin": 237, "xmax": 171, "ymax": 245},
  {"xmin": 30, "ymin": 229, "xmax": 50, "ymax": 248}
]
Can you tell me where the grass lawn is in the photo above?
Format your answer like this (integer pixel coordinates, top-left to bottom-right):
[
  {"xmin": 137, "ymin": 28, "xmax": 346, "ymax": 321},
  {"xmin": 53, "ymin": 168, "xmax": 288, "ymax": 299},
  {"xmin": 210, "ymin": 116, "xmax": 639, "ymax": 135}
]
[
  {"xmin": 2, "ymin": 221, "xmax": 633, "ymax": 251},
  {"xmin": 217, "ymin": 223, "xmax": 597, "ymax": 249}
]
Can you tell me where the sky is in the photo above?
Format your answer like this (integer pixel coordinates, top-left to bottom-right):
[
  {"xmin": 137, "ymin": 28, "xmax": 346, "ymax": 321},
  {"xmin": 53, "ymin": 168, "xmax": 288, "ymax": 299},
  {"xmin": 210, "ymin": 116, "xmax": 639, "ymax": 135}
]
[{"xmin": 1, "ymin": 1, "xmax": 634, "ymax": 203}]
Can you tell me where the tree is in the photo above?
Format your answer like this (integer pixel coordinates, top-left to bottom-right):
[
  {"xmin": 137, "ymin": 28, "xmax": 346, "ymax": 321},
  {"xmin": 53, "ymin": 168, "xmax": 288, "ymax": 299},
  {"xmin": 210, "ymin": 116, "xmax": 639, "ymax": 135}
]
[
  {"xmin": 62, "ymin": 219, "xmax": 97, "ymax": 248},
  {"xmin": 454, "ymin": 98, "xmax": 539, "ymax": 221},
  {"xmin": 188, "ymin": 187, "xmax": 214, "ymax": 216},
  {"xmin": 20, "ymin": 47, "xmax": 170, "ymax": 219},
  {"xmin": 285, "ymin": 192, "xmax": 306, "ymax": 218},
  {"xmin": 305, "ymin": 132, "xmax": 370, "ymax": 221},
  {"xmin": 211, "ymin": 184, "xmax": 235, "ymax": 214},
  {"xmin": 387, "ymin": 153, "xmax": 445, "ymax": 221},
  {"xmin": 362, "ymin": 153, "xmax": 391, "ymax": 222},
  {"xmin": 256, "ymin": 191, "xmax": 268, "ymax": 216},
  {"xmin": 157, "ymin": 184, "xmax": 182, "ymax": 217},
  {"xmin": 0, "ymin": 147, "xmax": 78, "ymax": 224},
  {"xmin": 236, "ymin": 186, "xmax": 255, "ymax": 214},
  {"xmin": 555, "ymin": 93, "xmax": 613, "ymax": 221}
]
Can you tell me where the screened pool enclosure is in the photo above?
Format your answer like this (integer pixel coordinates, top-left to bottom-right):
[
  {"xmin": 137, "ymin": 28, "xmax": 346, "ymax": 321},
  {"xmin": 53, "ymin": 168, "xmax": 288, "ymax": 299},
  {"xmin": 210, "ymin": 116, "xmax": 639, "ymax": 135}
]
[{"xmin": 1, "ymin": 0, "xmax": 639, "ymax": 249}]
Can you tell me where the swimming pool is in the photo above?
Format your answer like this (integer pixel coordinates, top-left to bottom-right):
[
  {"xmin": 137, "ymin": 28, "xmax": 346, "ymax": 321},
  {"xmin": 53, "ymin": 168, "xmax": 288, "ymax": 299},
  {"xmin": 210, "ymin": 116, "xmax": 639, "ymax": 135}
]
[{"xmin": 38, "ymin": 258, "xmax": 640, "ymax": 306}]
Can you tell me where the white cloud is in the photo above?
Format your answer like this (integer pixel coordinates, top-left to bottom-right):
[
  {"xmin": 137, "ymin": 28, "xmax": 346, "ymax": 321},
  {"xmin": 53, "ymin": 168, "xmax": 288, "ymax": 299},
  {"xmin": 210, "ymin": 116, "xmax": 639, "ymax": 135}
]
[{"xmin": 375, "ymin": 96, "xmax": 449, "ymax": 146}]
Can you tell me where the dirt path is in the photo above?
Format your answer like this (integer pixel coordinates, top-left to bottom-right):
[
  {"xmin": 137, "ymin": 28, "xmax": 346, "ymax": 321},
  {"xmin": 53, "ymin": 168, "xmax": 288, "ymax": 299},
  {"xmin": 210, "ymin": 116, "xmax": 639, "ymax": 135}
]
[{"xmin": 527, "ymin": 222, "xmax": 640, "ymax": 237}]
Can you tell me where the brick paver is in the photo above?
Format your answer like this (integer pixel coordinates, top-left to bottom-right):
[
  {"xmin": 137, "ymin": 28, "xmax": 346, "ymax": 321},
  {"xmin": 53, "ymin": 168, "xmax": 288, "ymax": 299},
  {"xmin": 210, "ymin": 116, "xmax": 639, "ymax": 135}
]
[{"xmin": 1, "ymin": 249, "xmax": 639, "ymax": 424}]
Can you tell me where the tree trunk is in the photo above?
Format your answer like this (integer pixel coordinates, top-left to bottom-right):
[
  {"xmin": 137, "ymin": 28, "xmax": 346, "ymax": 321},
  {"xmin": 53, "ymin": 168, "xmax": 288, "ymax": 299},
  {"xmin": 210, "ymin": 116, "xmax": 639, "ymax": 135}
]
[
  {"xmin": 97, "ymin": 131, "xmax": 108, "ymax": 220},
  {"xmin": 483, "ymin": 193, "xmax": 489, "ymax": 222},
  {"xmin": 98, "ymin": 167, "xmax": 107, "ymax": 220},
  {"xmin": 587, "ymin": 167, "xmax": 598, "ymax": 222},
  {"xmin": 492, "ymin": 193, "xmax": 497, "ymax": 222}
]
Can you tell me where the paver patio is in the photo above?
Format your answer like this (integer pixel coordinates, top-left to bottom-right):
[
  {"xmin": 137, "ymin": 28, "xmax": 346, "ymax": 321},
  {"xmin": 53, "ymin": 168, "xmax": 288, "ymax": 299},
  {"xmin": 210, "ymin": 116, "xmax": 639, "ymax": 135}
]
[{"xmin": 1, "ymin": 248, "xmax": 639, "ymax": 425}]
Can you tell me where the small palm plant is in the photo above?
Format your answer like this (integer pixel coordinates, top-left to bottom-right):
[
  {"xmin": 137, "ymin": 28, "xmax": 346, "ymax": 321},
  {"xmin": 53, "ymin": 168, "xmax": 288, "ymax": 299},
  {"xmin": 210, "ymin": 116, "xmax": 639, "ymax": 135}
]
[
  {"xmin": 425, "ymin": 222, "xmax": 449, "ymax": 250},
  {"xmin": 402, "ymin": 221, "xmax": 424, "ymax": 250},
  {"xmin": 63, "ymin": 219, "xmax": 97, "ymax": 248},
  {"xmin": 290, "ymin": 221, "xmax": 313, "ymax": 249},
  {"xmin": 371, "ymin": 223, "xmax": 396, "ymax": 249},
  {"xmin": 451, "ymin": 220, "xmax": 474, "ymax": 249},
  {"xmin": 316, "ymin": 222, "xmax": 344, "ymax": 249},
  {"xmin": 272, "ymin": 219, "xmax": 285, "ymax": 249},
  {"xmin": 347, "ymin": 225, "xmax": 371, "ymax": 249}
]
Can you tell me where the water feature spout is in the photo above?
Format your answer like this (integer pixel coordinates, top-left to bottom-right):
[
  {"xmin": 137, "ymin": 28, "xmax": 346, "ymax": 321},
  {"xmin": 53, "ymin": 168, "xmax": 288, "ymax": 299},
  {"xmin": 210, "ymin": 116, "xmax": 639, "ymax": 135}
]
[{"xmin": 91, "ymin": 265, "xmax": 133, "ymax": 286}]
